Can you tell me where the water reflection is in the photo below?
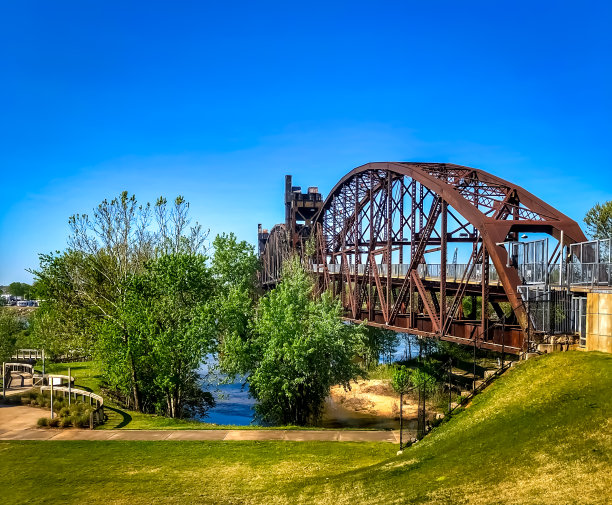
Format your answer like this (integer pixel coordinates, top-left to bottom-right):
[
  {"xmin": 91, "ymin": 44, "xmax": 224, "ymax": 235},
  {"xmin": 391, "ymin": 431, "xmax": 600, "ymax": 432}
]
[{"xmin": 199, "ymin": 380, "xmax": 256, "ymax": 425}]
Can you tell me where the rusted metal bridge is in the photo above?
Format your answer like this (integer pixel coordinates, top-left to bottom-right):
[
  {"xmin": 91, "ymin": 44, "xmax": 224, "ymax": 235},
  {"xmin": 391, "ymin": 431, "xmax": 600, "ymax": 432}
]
[{"xmin": 258, "ymin": 162, "xmax": 588, "ymax": 354}]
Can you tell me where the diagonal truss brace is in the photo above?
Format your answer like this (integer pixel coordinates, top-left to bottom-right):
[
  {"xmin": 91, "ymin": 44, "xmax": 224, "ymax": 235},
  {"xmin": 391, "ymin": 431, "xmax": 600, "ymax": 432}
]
[{"xmin": 388, "ymin": 195, "xmax": 442, "ymax": 324}]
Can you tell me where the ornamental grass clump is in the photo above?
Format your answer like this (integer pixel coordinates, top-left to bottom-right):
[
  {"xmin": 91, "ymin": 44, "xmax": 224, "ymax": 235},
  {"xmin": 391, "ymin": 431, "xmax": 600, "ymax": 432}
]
[
  {"xmin": 73, "ymin": 414, "xmax": 90, "ymax": 428},
  {"xmin": 33, "ymin": 394, "xmax": 93, "ymax": 428}
]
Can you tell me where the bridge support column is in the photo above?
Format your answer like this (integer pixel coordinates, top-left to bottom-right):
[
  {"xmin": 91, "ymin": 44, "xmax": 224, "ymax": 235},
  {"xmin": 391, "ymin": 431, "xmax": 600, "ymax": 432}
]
[
  {"xmin": 440, "ymin": 200, "xmax": 447, "ymax": 333},
  {"xmin": 481, "ymin": 246, "xmax": 490, "ymax": 339}
]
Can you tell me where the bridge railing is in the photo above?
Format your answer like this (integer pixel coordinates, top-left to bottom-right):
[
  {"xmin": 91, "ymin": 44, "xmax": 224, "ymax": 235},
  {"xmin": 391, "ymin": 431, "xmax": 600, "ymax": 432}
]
[
  {"xmin": 568, "ymin": 238, "xmax": 612, "ymax": 287},
  {"xmin": 3, "ymin": 363, "xmax": 34, "ymax": 390},
  {"xmin": 311, "ymin": 263, "xmax": 501, "ymax": 284},
  {"xmin": 11, "ymin": 349, "xmax": 44, "ymax": 360},
  {"xmin": 4, "ymin": 363, "xmax": 34, "ymax": 375},
  {"xmin": 42, "ymin": 374, "xmax": 75, "ymax": 387}
]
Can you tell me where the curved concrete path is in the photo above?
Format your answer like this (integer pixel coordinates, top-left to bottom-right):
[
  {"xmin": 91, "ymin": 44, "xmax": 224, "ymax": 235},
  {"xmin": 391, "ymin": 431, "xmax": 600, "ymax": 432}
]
[{"xmin": 0, "ymin": 405, "xmax": 399, "ymax": 442}]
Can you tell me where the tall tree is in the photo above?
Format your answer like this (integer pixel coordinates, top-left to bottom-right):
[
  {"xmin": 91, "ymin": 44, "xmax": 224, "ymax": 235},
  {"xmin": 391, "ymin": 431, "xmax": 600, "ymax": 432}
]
[
  {"xmin": 392, "ymin": 365, "xmax": 412, "ymax": 449},
  {"xmin": 212, "ymin": 233, "xmax": 260, "ymax": 373},
  {"xmin": 7, "ymin": 282, "xmax": 32, "ymax": 299},
  {"xmin": 31, "ymin": 251, "xmax": 97, "ymax": 357},
  {"xmin": 31, "ymin": 191, "xmax": 207, "ymax": 411},
  {"xmin": 355, "ymin": 326, "xmax": 399, "ymax": 369},
  {"xmin": 98, "ymin": 253, "xmax": 216, "ymax": 417},
  {"xmin": 0, "ymin": 308, "xmax": 25, "ymax": 363},
  {"xmin": 584, "ymin": 201, "xmax": 612, "ymax": 239},
  {"xmin": 224, "ymin": 258, "xmax": 363, "ymax": 425}
]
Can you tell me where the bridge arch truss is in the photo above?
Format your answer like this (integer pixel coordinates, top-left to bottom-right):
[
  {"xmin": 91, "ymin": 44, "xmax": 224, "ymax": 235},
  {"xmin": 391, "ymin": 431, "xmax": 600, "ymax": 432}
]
[{"xmin": 262, "ymin": 162, "xmax": 586, "ymax": 353}]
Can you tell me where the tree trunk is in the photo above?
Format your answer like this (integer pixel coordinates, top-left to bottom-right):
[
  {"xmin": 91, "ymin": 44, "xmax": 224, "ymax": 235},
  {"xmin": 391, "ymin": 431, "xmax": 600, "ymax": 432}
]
[
  {"xmin": 128, "ymin": 353, "xmax": 141, "ymax": 412},
  {"xmin": 399, "ymin": 393, "xmax": 403, "ymax": 449}
]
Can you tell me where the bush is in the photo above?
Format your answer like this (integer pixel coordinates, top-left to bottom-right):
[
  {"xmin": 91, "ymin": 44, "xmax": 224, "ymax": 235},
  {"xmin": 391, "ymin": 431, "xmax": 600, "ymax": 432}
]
[
  {"xmin": 73, "ymin": 414, "xmax": 89, "ymax": 428},
  {"xmin": 59, "ymin": 407, "xmax": 71, "ymax": 417},
  {"xmin": 30, "ymin": 400, "xmax": 37, "ymax": 407},
  {"xmin": 37, "ymin": 417, "xmax": 49, "ymax": 427},
  {"xmin": 48, "ymin": 417, "xmax": 59, "ymax": 427},
  {"xmin": 58, "ymin": 417, "xmax": 71, "ymax": 428},
  {"xmin": 69, "ymin": 404, "xmax": 84, "ymax": 416}
]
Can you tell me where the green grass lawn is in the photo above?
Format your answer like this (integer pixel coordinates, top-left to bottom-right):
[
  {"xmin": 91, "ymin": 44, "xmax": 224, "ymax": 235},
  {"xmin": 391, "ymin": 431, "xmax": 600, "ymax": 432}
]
[{"xmin": 2, "ymin": 351, "xmax": 609, "ymax": 504}]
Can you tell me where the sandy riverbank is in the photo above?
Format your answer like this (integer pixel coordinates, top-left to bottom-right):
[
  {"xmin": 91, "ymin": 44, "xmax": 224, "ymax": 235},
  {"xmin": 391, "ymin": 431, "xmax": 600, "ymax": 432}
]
[{"xmin": 321, "ymin": 379, "xmax": 418, "ymax": 429}]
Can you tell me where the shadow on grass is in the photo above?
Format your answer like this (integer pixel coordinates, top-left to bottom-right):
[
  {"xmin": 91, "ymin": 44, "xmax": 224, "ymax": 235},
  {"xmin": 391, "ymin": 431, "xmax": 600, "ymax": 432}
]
[{"xmin": 104, "ymin": 406, "xmax": 132, "ymax": 429}]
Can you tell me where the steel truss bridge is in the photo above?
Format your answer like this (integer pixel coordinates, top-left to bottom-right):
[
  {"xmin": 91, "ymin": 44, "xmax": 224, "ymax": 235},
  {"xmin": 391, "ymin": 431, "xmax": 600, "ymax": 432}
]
[{"xmin": 258, "ymin": 162, "xmax": 587, "ymax": 354}]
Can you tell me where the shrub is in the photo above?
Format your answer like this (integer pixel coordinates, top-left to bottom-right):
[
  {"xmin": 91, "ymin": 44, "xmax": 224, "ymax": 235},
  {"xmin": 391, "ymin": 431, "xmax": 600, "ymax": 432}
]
[
  {"xmin": 69, "ymin": 404, "xmax": 84, "ymax": 416},
  {"xmin": 58, "ymin": 417, "xmax": 71, "ymax": 428},
  {"xmin": 30, "ymin": 400, "xmax": 37, "ymax": 407},
  {"xmin": 37, "ymin": 417, "xmax": 49, "ymax": 427},
  {"xmin": 73, "ymin": 414, "xmax": 89, "ymax": 428},
  {"xmin": 48, "ymin": 417, "xmax": 59, "ymax": 427},
  {"xmin": 59, "ymin": 407, "xmax": 71, "ymax": 418}
]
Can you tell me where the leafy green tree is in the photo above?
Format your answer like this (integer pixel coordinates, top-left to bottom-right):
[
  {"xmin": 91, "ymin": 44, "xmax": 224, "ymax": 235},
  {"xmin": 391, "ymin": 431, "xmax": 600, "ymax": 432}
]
[
  {"xmin": 0, "ymin": 308, "xmax": 24, "ymax": 363},
  {"xmin": 98, "ymin": 254, "xmax": 216, "ymax": 417},
  {"xmin": 584, "ymin": 201, "xmax": 612, "ymax": 239},
  {"xmin": 211, "ymin": 233, "xmax": 260, "ymax": 292},
  {"xmin": 8, "ymin": 282, "xmax": 32, "ymax": 299},
  {"xmin": 356, "ymin": 326, "xmax": 399, "ymax": 368},
  {"xmin": 31, "ymin": 251, "xmax": 98, "ymax": 358},
  {"xmin": 410, "ymin": 367, "xmax": 438, "ymax": 395},
  {"xmin": 392, "ymin": 365, "xmax": 412, "ymax": 449},
  {"xmin": 225, "ymin": 258, "xmax": 363, "ymax": 425},
  {"xmin": 212, "ymin": 233, "xmax": 260, "ymax": 371},
  {"xmin": 30, "ymin": 191, "xmax": 207, "ymax": 412}
]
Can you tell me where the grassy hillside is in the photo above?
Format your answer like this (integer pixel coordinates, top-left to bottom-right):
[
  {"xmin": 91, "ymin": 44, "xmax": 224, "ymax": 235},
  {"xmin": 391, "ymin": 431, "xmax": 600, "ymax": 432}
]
[
  {"xmin": 1, "ymin": 351, "xmax": 610, "ymax": 504},
  {"xmin": 328, "ymin": 350, "xmax": 612, "ymax": 504}
]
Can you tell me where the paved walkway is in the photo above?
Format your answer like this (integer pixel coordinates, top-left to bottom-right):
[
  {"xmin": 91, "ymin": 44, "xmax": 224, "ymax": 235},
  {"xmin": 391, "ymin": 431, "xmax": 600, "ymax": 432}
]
[{"xmin": 0, "ymin": 405, "xmax": 399, "ymax": 443}]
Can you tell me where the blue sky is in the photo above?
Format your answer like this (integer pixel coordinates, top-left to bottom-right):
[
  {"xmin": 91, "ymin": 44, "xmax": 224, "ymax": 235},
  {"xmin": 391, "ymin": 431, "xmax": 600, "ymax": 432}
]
[{"xmin": 1, "ymin": 1, "xmax": 610, "ymax": 284}]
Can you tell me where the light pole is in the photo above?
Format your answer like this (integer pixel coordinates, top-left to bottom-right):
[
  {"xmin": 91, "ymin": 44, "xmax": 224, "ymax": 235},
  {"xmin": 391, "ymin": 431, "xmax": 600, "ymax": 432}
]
[{"xmin": 50, "ymin": 380, "xmax": 54, "ymax": 419}]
